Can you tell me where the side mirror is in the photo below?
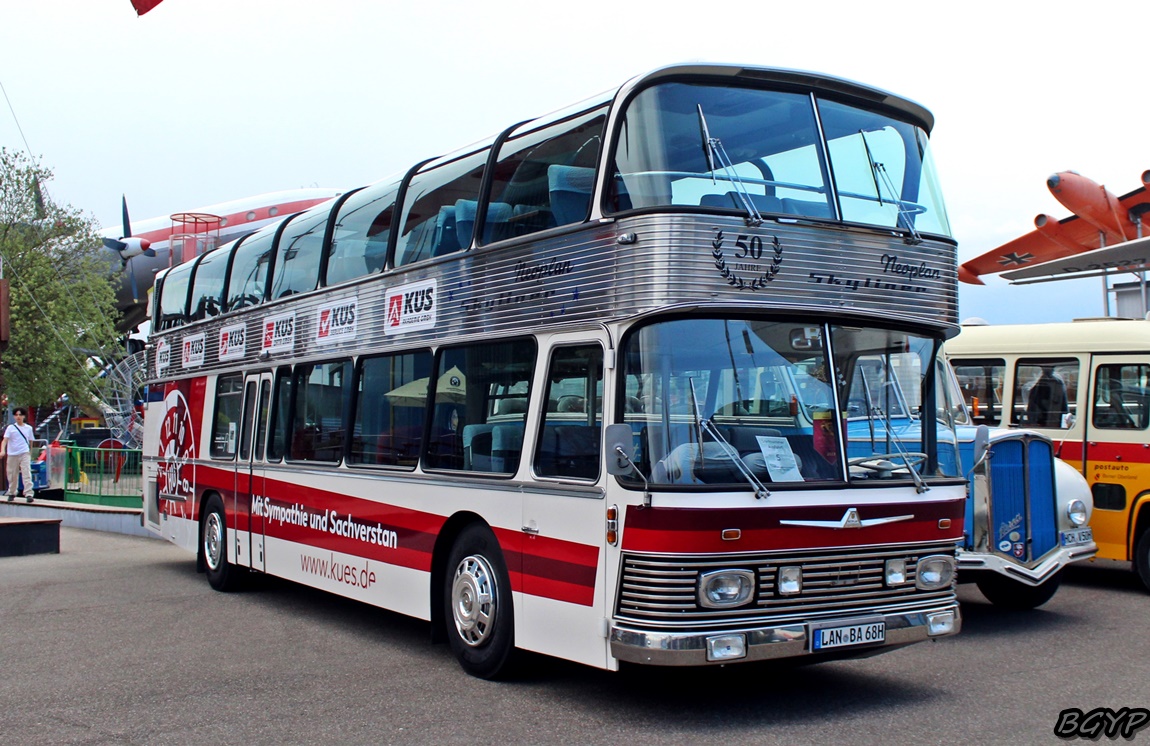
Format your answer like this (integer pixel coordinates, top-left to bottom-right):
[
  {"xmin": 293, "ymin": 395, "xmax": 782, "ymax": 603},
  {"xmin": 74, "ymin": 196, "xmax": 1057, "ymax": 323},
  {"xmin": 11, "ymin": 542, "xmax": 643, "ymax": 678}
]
[
  {"xmin": 604, "ymin": 424, "xmax": 635, "ymax": 477},
  {"xmin": 973, "ymin": 424, "xmax": 990, "ymax": 466}
]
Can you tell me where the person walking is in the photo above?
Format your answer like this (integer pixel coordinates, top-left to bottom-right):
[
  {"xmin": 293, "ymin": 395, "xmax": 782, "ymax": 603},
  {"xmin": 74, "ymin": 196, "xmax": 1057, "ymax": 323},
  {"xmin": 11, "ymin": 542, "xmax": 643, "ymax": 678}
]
[{"xmin": 2, "ymin": 408, "xmax": 36, "ymax": 502}]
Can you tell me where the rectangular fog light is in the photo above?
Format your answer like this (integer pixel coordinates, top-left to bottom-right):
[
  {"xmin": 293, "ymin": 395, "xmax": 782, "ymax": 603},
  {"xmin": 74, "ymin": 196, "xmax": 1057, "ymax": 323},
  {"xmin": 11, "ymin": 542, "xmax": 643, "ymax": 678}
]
[
  {"xmin": 706, "ymin": 634, "xmax": 747, "ymax": 661},
  {"xmin": 927, "ymin": 611, "xmax": 955, "ymax": 637}
]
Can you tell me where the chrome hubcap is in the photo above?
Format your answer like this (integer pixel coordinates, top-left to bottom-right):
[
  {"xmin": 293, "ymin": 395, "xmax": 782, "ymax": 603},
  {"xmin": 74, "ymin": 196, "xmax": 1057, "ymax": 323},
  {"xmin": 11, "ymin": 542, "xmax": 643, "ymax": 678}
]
[
  {"xmin": 451, "ymin": 555, "xmax": 497, "ymax": 647},
  {"xmin": 204, "ymin": 512, "xmax": 224, "ymax": 571}
]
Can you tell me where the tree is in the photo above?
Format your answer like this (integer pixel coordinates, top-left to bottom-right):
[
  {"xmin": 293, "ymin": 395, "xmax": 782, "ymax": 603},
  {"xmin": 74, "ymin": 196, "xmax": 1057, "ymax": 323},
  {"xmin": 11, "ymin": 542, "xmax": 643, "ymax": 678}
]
[{"xmin": 0, "ymin": 148, "xmax": 122, "ymax": 411}]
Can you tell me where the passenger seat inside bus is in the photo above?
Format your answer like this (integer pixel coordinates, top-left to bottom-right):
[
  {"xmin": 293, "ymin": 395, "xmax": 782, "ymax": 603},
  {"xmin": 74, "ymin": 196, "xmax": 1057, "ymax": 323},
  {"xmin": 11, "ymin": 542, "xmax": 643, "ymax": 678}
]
[
  {"xmin": 548, "ymin": 165, "xmax": 595, "ymax": 226},
  {"xmin": 700, "ymin": 192, "xmax": 783, "ymax": 214}
]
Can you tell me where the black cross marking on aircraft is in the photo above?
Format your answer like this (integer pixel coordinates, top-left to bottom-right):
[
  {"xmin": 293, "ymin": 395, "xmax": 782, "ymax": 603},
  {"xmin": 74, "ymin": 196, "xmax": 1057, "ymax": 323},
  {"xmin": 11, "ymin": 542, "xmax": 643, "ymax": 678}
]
[{"xmin": 998, "ymin": 252, "xmax": 1035, "ymax": 266}]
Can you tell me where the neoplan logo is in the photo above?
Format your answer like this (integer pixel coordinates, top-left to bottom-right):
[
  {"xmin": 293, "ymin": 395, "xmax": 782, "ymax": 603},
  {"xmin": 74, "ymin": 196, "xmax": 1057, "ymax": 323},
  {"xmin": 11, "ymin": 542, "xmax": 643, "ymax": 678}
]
[{"xmin": 1054, "ymin": 707, "xmax": 1150, "ymax": 740}]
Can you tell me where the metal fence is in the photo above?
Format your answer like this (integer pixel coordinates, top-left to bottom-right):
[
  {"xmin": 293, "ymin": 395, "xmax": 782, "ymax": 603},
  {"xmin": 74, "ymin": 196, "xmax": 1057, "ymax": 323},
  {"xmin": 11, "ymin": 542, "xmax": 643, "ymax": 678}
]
[{"xmin": 61, "ymin": 446, "xmax": 143, "ymax": 508}]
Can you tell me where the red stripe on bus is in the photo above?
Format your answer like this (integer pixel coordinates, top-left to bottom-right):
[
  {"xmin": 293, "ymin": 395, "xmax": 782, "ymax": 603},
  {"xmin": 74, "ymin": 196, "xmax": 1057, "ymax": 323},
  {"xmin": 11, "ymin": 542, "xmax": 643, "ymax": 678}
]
[
  {"xmin": 182, "ymin": 464, "xmax": 598, "ymax": 602},
  {"xmin": 621, "ymin": 500, "xmax": 964, "ymax": 554}
]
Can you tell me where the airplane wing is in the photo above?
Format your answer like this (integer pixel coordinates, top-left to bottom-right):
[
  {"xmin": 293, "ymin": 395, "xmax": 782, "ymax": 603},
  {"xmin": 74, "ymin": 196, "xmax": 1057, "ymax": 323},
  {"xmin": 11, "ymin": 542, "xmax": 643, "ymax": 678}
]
[
  {"xmin": 1002, "ymin": 234, "xmax": 1150, "ymax": 283},
  {"xmin": 960, "ymin": 175, "xmax": 1150, "ymax": 285}
]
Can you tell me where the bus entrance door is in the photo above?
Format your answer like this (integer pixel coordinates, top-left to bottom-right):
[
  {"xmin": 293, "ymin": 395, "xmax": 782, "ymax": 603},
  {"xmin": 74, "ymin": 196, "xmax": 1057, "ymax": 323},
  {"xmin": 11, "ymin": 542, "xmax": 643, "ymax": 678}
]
[
  {"xmin": 1084, "ymin": 355, "xmax": 1150, "ymax": 561},
  {"xmin": 240, "ymin": 372, "xmax": 273, "ymax": 573}
]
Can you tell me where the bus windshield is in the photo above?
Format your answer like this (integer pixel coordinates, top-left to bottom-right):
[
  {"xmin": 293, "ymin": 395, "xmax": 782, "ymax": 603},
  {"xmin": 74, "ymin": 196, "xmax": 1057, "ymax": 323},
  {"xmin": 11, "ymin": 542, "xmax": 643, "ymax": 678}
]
[
  {"xmin": 608, "ymin": 81, "xmax": 951, "ymax": 237},
  {"xmin": 620, "ymin": 317, "xmax": 956, "ymax": 488}
]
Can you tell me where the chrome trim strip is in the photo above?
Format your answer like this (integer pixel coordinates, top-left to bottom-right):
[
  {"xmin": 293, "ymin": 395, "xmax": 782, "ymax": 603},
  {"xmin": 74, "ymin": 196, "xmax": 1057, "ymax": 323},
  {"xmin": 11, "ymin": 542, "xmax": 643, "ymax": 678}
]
[
  {"xmin": 610, "ymin": 604, "xmax": 961, "ymax": 666},
  {"xmin": 957, "ymin": 542, "xmax": 1097, "ymax": 586}
]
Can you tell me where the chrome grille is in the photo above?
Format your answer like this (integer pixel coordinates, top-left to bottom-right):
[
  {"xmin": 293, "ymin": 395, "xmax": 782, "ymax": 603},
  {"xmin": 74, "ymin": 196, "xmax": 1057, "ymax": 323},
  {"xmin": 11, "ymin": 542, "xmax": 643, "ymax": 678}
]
[{"xmin": 616, "ymin": 542, "xmax": 956, "ymax": 629}]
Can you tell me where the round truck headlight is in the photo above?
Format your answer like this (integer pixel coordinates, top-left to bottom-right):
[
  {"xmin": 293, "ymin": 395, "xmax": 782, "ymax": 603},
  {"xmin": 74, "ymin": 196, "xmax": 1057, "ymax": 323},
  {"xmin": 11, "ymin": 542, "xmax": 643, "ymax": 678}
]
[
  {"xmin": 698, "ymin": 569, "xmax": 755, "ymax": 608},
  {"xmin": 1067, "ymin": 499, "xmax": 1088, "ymax": 527},
  {"xmin": 915, "ymin": 555, "xmax": 956, "ymax": 590}
]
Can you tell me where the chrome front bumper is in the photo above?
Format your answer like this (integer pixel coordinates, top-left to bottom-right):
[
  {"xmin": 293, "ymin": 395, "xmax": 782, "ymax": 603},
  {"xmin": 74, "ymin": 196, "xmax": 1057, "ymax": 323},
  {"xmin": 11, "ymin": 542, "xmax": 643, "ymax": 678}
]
[
  {"xmin": 609, "ymin": 604, "xmax": 961, "ymax": 666},
  {"xmin": 957, "ymin": 543, "xmax": 1097, "ymax": 586}
]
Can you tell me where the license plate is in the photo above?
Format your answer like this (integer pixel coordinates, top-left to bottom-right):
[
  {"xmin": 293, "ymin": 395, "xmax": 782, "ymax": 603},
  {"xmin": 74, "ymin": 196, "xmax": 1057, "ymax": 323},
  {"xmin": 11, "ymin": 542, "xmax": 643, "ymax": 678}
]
[
  {"xmin": 1061, "ymin": 528, "xmax": 1093, "ymax": 547},
  {"xmin": 810, "ymin": 619, "xmax": 885, "ymax": 651}
]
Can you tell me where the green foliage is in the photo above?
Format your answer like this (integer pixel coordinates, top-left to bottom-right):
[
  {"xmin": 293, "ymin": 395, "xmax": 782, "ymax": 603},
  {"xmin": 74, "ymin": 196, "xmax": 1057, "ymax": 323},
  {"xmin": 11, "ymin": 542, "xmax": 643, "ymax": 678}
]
[{"xmin": 0, "ymin": 148, "xmax": 122, "ymax": 409}]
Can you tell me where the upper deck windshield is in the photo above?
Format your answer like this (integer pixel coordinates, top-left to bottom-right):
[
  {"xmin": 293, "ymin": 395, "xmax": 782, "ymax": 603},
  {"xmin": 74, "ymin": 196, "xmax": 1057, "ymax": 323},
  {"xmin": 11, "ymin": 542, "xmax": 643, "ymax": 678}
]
[
  {"xmin": 607, "ymin": 81, "xmax": 951, "ymax": 237},
  {"xmin": 619, "ymin": 317, "xmax": 958, "ymax": 489}
]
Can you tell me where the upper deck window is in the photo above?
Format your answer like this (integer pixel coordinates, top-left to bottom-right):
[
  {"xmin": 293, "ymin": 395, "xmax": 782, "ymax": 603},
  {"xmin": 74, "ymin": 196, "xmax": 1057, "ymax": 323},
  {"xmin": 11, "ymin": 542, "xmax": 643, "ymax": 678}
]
[
  {"xmin": 394, "ymin": 148, "xmax": 489, "ymax": 267},
  {"xmin": 327, "ymin": 181, "xmax": 398, "ymax": 285},
  {"xmin": 269, "ymin": 206, "xmax": 330, "ymax": 299},
  {"xmin": 606, "ymin": 81, "xmax": 951, "ymax": 238},
  {"xmin": 488, "ymin": 107, "xmax": 607, "ymax": 240},
  {"xmin": 157, "ymin": 260, "xmax": 195, "ymax": 330},
  {"xmin": 188, "ymin": 245, "xmax": 232, "ymax": 321},
  {"xmin": 226, "ymin": 228, "xmax": 276, "ymax": 311}
]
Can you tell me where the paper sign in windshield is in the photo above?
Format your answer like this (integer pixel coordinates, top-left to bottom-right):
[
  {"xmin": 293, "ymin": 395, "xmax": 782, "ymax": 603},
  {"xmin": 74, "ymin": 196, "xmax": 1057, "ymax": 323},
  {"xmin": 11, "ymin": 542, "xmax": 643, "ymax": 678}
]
[{"xmin": 756, "ymin": 435, "xmax": 804, "ymax": 482}]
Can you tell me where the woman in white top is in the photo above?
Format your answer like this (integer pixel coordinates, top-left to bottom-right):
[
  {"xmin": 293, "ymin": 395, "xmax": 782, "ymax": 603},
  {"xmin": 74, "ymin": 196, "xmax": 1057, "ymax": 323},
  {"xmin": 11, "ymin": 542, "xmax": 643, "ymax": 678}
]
[{"xmin": 2, "ymin": 408, "xmax": 35, "ymax": 501}]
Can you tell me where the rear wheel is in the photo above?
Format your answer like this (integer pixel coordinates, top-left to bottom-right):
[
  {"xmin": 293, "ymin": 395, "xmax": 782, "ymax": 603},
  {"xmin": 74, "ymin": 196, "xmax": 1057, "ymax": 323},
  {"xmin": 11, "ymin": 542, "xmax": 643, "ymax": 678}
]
[
  {"xmin": 202, "ymin": 495, "xmax": 243, "ymax": 592},
  {"xmin": 975, "ymin": 571, "xmax": 1062, "ymax": 610},
  {"xmin": 443, "ymin": 523, "xmax": 517, "ymax": 679},
  {"xmin": 1134, "ymin": 530, "xmax": 1150, "ymax": 593}
]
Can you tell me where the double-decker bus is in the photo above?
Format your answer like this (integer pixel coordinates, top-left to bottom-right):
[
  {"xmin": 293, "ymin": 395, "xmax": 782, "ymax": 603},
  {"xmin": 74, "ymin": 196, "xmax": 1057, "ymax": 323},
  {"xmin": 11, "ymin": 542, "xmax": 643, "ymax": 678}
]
[
  {"xmin": 949, "ymin": 318, "xmax": 1149, "ymax": 590},
  {"xmin": 143, "ymin": 63, "xmax": 966, "ymax": 678}
]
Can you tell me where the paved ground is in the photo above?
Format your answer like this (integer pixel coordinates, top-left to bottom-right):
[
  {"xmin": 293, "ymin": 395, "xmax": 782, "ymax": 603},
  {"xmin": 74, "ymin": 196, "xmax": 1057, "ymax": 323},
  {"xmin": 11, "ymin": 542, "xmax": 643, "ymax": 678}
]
[{"xmin": 1, "ymin": 528, "xmax": 1147, "ymax": 745}]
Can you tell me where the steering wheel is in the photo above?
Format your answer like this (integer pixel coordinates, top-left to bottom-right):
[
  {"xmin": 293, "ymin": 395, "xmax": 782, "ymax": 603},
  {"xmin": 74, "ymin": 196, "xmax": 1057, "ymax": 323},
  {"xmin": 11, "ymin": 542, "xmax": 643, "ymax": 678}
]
[{"xmin": 848, "ymin": 452, "xmax": 927, "ymax": 477}]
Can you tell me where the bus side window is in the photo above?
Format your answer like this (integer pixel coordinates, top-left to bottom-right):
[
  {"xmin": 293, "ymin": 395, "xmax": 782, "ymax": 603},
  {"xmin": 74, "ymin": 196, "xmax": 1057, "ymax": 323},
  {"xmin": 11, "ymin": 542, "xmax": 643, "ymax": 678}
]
[
  {"xmin": 1014, "ymin": 358, "xmax": 1078, "ymax": 428},
  {"xmin": 488, "ymin": 108, "xmax": 607, "ymax": 240},
  {"xmin": 534, "ymin": 345, "xmax": 603, "ymax": 480},
  {"xmin": 395, "ymin": 148, "xmax": 489, "ymax": 267},
  {"xmin": 424, "ymin": 339, "xmax": 536, "ymax": 474},
  {"xmin": 226, "ymin": 230, "xmax": 276, "ymax": 311},
  {"xmin": 349, "ymin": 350, "xmax": 432, "ymax": 468},
  {"xmin": 327, "ymin": 181, "xmax": 398, "ymax": 285},
  {"xmin": 210, "ymin": 373, "xmax": 244, "ymax": 459},
  {"xmin": 1092, "ymin": 364, "xmax": 1150, "ymax": 430},
  {"xmin": 952, "ymin": 359, "xmax": 1004, "ymax": 426},
  {"xmin": 288, "ymin": 360, "xmax": 351, "ymax": 463},
  {"xmin": 270, "ymin": 207, "xmax": 331, "ymax": 300},
  {"xmin": 268, "ymin": 368, "xmax": 292, "ymax": 461}
]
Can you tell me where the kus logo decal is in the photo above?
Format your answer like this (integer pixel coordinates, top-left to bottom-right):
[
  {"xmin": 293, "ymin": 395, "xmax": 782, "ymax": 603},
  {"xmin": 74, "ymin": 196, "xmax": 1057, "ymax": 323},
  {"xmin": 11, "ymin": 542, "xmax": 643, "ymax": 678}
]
[
  {"xmin": 262, "ymin": 312, "xmax": 295, "ymax": 353},
  {"xmin": 182, "ymin": 333, "xmax": 205, "ymax": 368},
  {"xmin": 155, "ymin": 338, "xmax": 171, "ymax": 376},
  {"xmin": 218, "ymin": 324, "xmax": 246, "ymax": 361},
  {"xmin": 385, "ymin": 279, "xmax": 436, "ymax": 335},
  {"xmin": 316, "ymin": 298, "xmax": 358, "ymax": 344}
]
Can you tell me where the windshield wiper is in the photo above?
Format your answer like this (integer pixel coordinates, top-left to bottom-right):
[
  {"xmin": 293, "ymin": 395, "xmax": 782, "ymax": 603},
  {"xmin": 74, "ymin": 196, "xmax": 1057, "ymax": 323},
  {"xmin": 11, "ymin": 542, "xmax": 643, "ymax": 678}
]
[
  {"xmin": 698, "ymin": 104, "xmax": 763, "ymax": 227},
  {"xmin": 688, "ymin": 378, "xmax": 770, "ymax": 499},
  {"xmin": 860, "ymin": 130, "xmax": 922, "ymax": 245}
]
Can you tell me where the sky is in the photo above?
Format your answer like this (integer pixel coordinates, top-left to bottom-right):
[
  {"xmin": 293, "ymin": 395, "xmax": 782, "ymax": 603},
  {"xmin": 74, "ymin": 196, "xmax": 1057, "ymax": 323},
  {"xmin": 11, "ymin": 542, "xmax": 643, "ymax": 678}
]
[{"xmin": 3, "ymin": 0, "xmax": 1149, "ymax": 326}]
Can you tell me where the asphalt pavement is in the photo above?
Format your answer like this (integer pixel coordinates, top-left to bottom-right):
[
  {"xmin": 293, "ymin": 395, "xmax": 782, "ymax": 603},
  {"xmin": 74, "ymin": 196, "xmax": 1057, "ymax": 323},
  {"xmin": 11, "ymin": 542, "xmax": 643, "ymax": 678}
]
[{"xmin": 1, "ymin": 528, "xmax": 1148, "ymax": 745}]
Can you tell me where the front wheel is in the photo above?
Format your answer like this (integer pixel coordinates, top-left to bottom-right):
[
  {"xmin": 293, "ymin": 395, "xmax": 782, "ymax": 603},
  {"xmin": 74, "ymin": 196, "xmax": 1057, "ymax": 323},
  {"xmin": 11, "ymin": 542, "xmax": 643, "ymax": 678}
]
[
  {"xmin": 975, "ymin": 571, "xmax": 1062, "ymax": 610},
  {"xmin": 443, "ymin": 523, "xmax": 517, "ymax": 679},
  {"xmin": 202, "ymin": 494, "xmax": 244, "ymax": 592}
]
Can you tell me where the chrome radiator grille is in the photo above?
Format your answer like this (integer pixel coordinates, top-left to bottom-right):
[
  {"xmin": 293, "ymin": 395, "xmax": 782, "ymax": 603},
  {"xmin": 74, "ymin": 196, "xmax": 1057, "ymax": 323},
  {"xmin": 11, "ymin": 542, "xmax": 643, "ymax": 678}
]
[{"xmin": 616, "ymin": 542, "xmax": 956, "ymax": 629}]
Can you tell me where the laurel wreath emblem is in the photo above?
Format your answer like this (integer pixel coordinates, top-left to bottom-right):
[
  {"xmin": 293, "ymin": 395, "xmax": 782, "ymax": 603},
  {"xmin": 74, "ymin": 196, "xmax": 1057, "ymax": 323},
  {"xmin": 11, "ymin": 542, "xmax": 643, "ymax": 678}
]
[{"xmin": 711, "ymin": 230, "xmax": 783, "ymax": 290}]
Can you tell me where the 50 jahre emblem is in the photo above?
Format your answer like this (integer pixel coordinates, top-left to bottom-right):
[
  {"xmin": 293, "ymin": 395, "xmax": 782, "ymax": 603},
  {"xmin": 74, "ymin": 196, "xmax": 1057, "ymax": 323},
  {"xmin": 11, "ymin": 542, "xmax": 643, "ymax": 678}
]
[{"xmin": 712, "ymin": 229, "xmax": 783, "ymax": 290}]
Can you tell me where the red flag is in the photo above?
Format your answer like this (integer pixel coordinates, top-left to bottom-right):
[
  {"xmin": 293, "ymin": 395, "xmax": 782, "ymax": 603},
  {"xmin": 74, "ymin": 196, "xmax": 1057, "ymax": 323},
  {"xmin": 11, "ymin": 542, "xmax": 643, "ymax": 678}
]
[{"xmin": 131, "ymin": 0, "xmax": 165, "ymax": 15}]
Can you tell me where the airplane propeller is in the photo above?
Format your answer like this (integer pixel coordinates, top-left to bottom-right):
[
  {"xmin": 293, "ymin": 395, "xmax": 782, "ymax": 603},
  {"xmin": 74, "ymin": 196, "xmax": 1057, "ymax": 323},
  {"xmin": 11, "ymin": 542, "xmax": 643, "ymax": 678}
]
[{"xmin": 102, "ymin": 196, "xmax": 156, "ymax": 303}]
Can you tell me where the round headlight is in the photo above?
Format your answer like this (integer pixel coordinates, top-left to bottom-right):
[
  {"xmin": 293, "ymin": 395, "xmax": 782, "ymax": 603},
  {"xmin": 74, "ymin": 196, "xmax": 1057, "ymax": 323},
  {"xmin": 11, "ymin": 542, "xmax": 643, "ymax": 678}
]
[
  {"xmin": 915, "ymin": 555, "xmax": 956, "ymax": 590},
  {"xmin": 698, "ymin": 569, "xmax": 755, "ymax": 608},
  {"xmin": 1067, "ymin": 499, "xmax": 1088, "ymax": 527}
]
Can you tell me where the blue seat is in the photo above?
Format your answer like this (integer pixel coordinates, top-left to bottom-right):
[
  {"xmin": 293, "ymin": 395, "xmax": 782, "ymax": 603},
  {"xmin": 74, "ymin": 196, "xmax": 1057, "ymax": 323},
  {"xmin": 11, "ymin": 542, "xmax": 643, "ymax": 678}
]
[
  {"xmin": 700, "ymin": 192, "xmax": 783, "ymax": 214},
  {"xmin": 455, "ymin": 199, "xmax": 513, "ymax": 247},
  {"xmin": 780, "ymin": 197, "xmax": 833, "ymax": 219},
  {"xmin": 548, "ymin": 165, "xmax": 595, "ymax": 226},
  {"xmin": 430, "ymin": 206, "xmax": 459, "ymax": 257}
]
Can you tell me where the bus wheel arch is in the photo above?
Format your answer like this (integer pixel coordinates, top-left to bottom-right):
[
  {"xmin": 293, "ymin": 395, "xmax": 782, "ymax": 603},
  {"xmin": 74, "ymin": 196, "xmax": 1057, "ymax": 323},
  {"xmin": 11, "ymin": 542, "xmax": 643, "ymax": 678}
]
[
  {"xmin": 1132, "ymin": 494, "xmax": 1150, "ymax": 592},
  {"xmin": 438, "ymin": 518, "xmax": 518, "ymax": 679},
  {"xmin": 200, "ymin": 492, "xmax": 244, "ymax": 592}
]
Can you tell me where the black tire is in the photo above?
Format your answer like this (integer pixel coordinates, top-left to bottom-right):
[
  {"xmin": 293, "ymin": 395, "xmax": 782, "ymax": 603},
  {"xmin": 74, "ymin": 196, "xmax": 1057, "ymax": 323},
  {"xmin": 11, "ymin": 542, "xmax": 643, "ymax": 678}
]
[
  {"xmin": 975, "ymin": 571, "xmax": 1062, "ymax": 610},
  {"xmin": 443, "ymin": 523, "xmax": 517, "ymax": 679},
  {"xmin": 1135, "ymin": 530, "xmax": 1150, "ymax": 593},
  {"xmin": 202, "ymin": 494, "xmax": 244, "ymax": 592}
]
